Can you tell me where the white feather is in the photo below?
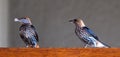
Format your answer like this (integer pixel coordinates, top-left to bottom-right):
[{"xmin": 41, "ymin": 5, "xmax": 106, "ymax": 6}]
[{"xmin": 14, "ymin": 18, "xmax": 19, "ymax": 22}]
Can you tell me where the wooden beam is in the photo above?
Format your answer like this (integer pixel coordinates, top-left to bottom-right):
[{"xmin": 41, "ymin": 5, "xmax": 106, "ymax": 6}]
[{"xmin": 0, "ymin": 48, "xmax": 119, "ymax": 57}]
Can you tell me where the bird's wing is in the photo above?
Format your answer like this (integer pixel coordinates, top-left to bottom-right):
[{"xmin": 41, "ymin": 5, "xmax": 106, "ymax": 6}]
[
  {"xmin": 19, "ymin": 25, "xmax": 39, "ymax": 42},
  {"xmin": 19, "ymin": 29, "xmax": 29, "ymax": 44},
  {"xmin": 83, "ymin": 27, "xmax": 99, "ymax": 40},
  {"xmin": 31, "ymin": 25, "xmax": 39, "ymax": 42}
]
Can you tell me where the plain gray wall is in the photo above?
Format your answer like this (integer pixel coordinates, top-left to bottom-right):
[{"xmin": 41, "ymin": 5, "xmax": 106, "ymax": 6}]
[
  {"xmin": 8, "ymin": 0, "xmax": 120, "ymax": 47},
  {"xmin": 0, "ymin": 0, "xmax": 8, "ymax": 47}
]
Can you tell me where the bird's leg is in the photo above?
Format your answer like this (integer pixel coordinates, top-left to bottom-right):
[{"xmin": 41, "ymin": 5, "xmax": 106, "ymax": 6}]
[
  {"xmin": 25, "ymin": 41, "xmax": 31, "ymax": 48},
  {"xmin": 26, "ymin": 45, "xmax": 30, "ymax": 48},
  {"xmin": 84, "ymin": 41, "xmax": 91, "ymax": 48},
  {"xmin": 84, "ymin": 44, "xmax": 89, "ymax": 48}
]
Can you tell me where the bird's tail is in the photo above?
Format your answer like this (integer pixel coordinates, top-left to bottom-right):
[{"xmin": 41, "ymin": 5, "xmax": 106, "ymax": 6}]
[
  {"xmin": 100, "ymin": 41, "xmax": 111, "ymax": 48},
  {"xmin": 96, "ymin": 40, "xmax": 110, "ymax": 48}
]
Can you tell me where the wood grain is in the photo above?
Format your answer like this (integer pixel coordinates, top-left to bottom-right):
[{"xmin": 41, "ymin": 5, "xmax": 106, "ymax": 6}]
[{"xmin": 0, "ymin": 48, "xmax": 119, "ymax": 57}]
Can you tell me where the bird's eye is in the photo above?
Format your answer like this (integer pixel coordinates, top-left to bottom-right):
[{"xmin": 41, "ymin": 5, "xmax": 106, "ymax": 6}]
[
  {"xmin": 19, "ymin": 17, "xmax": 26, "ymax": 20},
  {"xmin": 74, "ymin": 19, "xmax": 77, "ymax": 22}
]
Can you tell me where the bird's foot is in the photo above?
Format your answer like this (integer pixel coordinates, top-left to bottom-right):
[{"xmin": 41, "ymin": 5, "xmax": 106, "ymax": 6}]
[
  {"xmin": 35, "ymin": 45, "xmax": 39, "ymax": 48},
  {"xmin": 84, "ymin": 44, "xmax": 89, "ymax": 48},
  {"xmin": 34, "ymin": 44, "xmax": 39, "ymax": 48},
  {"xmin": 26, "ymin": 45, "xmax": 31, "ymax": 48}
]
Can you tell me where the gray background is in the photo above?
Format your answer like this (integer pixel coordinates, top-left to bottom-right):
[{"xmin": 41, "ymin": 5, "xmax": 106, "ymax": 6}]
[{"xmin": 3, "ymin": 0, "xmax": 120, "ymax": 47}]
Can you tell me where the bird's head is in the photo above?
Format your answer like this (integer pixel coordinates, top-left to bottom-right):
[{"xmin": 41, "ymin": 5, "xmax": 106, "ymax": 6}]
[
  {"xmin": 69, "ymin": 18, "xmax": 86, "ymax": 27},
  {"xmin": 14, "ymin": 16, "xmax": 32, "ymax": 25}
]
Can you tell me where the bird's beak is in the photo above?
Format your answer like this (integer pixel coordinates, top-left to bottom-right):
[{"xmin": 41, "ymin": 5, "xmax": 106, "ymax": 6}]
[
  {"xmin": 14, "ymin": 18, "xmax": 19, "ymax": 22},
  {"xmin": 69, "ymin": 20, "xmax": 74, "ymax": 23}
]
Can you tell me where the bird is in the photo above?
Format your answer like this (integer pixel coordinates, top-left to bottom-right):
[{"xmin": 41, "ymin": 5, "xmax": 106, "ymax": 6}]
[
  {"xmin": 69, "ymin": 18, "xmax": 110, "ymax": 48},
  {"xmin": 14, "ymin": 16, "xmax": 39, "ymax": 48}
]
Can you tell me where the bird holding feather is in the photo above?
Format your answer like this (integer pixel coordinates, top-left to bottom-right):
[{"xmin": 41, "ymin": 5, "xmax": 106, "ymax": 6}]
[{"xmin": 14, "ymin": 17, "xmax": 39, "ymax": 48}]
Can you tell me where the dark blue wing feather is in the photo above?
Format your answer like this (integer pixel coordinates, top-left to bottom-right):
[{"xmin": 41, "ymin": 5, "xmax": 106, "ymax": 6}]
[
  {"xmin": 31, "ymin": 25, "xmax": 39, "ymax": 42},
  {"xmin": 83, "ymin": 27, "xmax": 99, "ymax": 40}
]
